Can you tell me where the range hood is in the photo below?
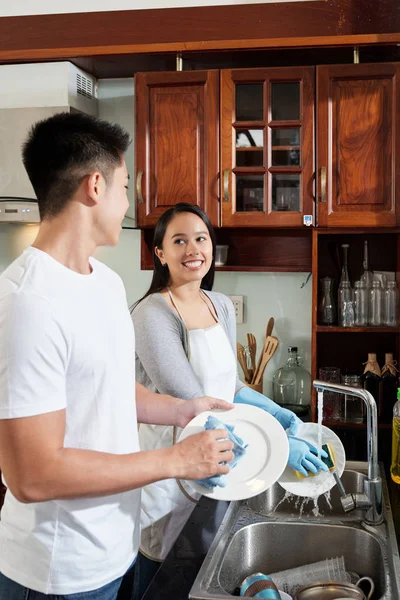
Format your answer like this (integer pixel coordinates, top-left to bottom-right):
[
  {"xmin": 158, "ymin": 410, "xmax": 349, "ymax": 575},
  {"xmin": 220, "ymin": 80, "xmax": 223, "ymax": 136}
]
[
  {"xmin": 0, "ymin": 62, "xmax": 98, "ymax": 222},
  {"xmin": 0, "ymin": 198, "xmax": 40, "ymax": 223}
]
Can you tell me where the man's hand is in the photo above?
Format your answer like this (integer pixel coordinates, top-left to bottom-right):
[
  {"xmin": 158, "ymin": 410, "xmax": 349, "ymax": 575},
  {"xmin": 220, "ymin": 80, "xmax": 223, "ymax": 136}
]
[
  {"xmin": 175, "ymin": 397, "xmax": 233, "ymax": 429},
  {"xmin": 169, "ymin": 430, "xmax": 234, "ymax": 480}
]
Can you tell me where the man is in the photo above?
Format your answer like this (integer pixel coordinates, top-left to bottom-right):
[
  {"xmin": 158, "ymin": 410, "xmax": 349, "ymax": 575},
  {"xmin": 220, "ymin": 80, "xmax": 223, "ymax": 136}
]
[{"xmin": 0, "ymin": 112, "xmax": 233, "ymax": 600}]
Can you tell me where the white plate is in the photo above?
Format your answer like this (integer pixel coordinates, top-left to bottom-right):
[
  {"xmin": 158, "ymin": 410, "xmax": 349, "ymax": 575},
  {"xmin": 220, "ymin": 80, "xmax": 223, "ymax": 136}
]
[
  {"xmin": 277, "ymin": 422, "xmax": 346, "ymax": 498},
  {"xmin": 177, "ymin": 405, "xmax": 289, "ymax": 501}
]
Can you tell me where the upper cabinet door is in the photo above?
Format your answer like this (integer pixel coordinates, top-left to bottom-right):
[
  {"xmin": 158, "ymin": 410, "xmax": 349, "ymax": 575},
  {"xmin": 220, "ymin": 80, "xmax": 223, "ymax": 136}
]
[
  {"xmin": 135, "ymin": 71, "xmax": 219, "ymax": 227},
  {"xmin": 221, "ymin": 67, "xmax": 315, "ymax": 227},
  {"xmin": 317, "ymin": 63, "xmax": 400, "ymax": 228}
]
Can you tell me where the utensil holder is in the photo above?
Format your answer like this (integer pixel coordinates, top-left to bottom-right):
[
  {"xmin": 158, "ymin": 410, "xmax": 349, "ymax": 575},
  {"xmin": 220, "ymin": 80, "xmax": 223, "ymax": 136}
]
[{"xmin": 247, "ymin": 383, "xmax": 262, "ymax": 393}]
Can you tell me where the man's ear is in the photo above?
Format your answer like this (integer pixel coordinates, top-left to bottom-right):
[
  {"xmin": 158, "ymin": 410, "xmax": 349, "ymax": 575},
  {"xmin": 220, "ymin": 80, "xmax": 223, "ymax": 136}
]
[{"xmin": 82, "ymin": 171, "xmax": 104, "ymax": 207}]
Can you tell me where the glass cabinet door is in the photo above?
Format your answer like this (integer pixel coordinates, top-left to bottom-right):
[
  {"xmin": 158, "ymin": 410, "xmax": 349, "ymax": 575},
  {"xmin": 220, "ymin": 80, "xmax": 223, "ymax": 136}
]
[{"xmin": 221, "ymin": 67, "xmax": 315, "ymax": 227}]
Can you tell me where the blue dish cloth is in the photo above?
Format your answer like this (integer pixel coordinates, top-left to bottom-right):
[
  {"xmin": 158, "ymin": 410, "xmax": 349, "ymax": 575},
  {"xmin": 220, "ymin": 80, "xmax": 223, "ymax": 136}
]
[{"xmin": 197, "ymin": 415, "xmax": 248, "ymax": 489}]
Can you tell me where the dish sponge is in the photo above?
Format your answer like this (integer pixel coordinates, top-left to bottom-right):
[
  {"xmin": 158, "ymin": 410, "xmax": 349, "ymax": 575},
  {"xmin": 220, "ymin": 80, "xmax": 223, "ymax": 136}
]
[{"xmin": 295, "ymin": 443, "xmax": 335, "ymax": 479}]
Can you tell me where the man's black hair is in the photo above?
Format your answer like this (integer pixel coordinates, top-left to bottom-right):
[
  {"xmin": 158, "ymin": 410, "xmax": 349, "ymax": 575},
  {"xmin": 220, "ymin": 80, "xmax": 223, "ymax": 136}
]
[{"xmin": 22, "ymin": 111, "xmax": 130, "ymax": 219}]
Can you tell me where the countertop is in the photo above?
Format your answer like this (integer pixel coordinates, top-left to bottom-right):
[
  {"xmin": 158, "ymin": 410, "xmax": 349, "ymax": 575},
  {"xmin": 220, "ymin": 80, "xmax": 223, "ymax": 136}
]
[{"xmin": 142, "ymin": 479, "xmax": 400, "ymax": 600}]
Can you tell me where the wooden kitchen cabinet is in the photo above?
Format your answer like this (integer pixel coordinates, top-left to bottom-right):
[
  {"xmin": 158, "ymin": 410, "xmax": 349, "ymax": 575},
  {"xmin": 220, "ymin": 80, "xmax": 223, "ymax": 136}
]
[
  {"xmin": 220, "ymin": 67, "xmax": 315, "ymax": 227},
  {"xmin": 135, "ymin": 70, "xmax": 220, "ymax": 227},
  {"xmin": 316, "ymin": 63, "xmax": 400, "ymax": 228}
]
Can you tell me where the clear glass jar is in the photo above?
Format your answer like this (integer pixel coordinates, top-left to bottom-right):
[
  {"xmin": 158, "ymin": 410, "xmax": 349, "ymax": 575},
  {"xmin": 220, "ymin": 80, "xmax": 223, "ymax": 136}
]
[
  {"xmin": 383, "ymin": 281, "xmax": 398, "ymax": 326},
  {"xmin": 369, "ymin": 280, "xmax": 383, "ymax": 326},
  {"xmin": 354, "ymin": 280, "xmax": 368, "ymax": 326},
  {"xmin": 272, "ymin": 346, "xmax": 311, "ymax": 416},
  {"xmin": 342, "ymin": 374, "xmax": 364, "ymax": 424},
  {"xmin": 318, "ymin": 366, "xmax": 341, "ymax": 421}
]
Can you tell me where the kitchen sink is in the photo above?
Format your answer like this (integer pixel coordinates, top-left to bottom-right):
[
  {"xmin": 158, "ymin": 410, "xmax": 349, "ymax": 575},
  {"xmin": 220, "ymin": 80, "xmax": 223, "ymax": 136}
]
[
  {"xmin": 219, "ymin": 522, "xmax": 385, "ymax": 596},
  {"xmin": 248, "ymin": 469, "xmax": 366, "ymax": 520},
  {"xmin": 189, "ymin": 462, "xmax": 400, "ymax": 599}
]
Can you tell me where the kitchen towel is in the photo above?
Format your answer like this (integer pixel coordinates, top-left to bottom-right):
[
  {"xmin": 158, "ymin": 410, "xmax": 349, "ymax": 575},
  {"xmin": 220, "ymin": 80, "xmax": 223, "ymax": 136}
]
[{"xmin": 197, "ymin": 415, "xmax": 248, "ymax": 489}]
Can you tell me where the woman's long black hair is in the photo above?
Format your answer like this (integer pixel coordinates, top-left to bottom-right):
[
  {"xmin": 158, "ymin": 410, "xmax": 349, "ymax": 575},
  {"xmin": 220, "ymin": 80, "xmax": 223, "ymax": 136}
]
[{"xmin": 132, "ymin": 203, "xmax": 217, "ymax": 311}]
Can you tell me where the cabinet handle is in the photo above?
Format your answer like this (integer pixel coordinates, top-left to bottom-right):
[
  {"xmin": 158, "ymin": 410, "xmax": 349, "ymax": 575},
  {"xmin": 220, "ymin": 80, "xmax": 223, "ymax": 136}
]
[
  {"xmin": 136, "ymin": 170, "xmax": 144, "ymax": 204},
  {"xmin": 320, "ymin": 166, "xmax": 326, "ymax": 203},
  {"xmin": 223, "ymin": 169, "xmax": 230, "ymax": 202}
]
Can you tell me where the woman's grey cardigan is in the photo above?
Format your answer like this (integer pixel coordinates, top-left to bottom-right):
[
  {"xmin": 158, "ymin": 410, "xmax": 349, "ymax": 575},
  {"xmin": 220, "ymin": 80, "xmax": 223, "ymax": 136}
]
[{"xmin": 132, "ymin": 291, "xmax": 243, "ymax": 400}]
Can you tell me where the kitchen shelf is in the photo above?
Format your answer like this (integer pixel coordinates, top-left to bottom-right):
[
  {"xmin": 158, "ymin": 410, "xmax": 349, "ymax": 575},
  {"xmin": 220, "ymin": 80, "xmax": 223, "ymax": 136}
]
[
  {"xmin": 323, "ymin": 420, "xmax": 392, "ymax": 430},
  {"xmin": 317, "ymin": 326, "xmax": 400, "ymax": 333},
  {"xmin": 215, "ymin": 265, "xmax": 309, "ymax": 272}
]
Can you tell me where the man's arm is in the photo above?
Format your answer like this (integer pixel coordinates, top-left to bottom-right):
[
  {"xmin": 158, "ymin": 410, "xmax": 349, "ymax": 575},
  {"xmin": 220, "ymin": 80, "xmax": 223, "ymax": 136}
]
[{"xmin": 0, "ymin": 409, "xmax": 233, "ymax": 503}]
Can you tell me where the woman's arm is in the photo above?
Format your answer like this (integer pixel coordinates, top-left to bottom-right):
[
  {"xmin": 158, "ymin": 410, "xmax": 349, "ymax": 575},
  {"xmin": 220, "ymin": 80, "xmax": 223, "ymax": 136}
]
[{"xmin": 133, "ymin": 298, "xmax": 204, "ymax": 400}]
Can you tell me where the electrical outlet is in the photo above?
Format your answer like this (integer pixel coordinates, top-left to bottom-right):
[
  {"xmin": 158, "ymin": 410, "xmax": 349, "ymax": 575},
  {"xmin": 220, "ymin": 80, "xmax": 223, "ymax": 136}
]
[{"xmin": 228, "ymin": 295, "xmax": 244, "ymax": 324}]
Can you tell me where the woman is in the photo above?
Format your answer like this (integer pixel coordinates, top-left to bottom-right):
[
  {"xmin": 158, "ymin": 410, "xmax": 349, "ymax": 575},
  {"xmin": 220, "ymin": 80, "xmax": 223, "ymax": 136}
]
[{"xmin": 131, "ymin": 203, "xmax": 327, "ymax": 597}]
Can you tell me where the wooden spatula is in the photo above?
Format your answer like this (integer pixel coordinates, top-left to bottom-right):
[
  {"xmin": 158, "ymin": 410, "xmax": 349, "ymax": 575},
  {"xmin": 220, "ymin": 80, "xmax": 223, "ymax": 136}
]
[
  {"xmin": 254, "ymin": 336, "xmax": 279, "ymax": 385},
  {"xmin": 252, "ymin": 318, "xmax": 274, "ymax": 384}
]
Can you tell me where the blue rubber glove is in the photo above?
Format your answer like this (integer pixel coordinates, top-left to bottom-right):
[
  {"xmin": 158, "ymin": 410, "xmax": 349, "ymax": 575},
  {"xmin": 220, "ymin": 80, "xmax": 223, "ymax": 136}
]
[
  {"xmin": 234, "ymin": 386, "xmax": 302, "ymax": 435},
  {"xmin": 287, "ymin": 436, "xmax": 329, "ymax": 477}
]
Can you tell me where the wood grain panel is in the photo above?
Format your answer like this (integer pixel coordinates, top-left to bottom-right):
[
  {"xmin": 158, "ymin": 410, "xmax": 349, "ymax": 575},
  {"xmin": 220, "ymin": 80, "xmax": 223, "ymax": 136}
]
[
  {"xmin": 335, "ymin": 79, "xmax": 388, "ymax": 209},
  {"xmin": 317, "ymin": 63, "xmax": 400, "ymax": 227},
  {"xmin": 0, "ymin": 1, "xmax": 399, "ymax": 60},
  {"xmin": 150, "ymin": 87, "xmax": 203, "ymax": 208},
  {"xmin": 136, "ymin": 70, "xmax": 219, "ymax": 227}
]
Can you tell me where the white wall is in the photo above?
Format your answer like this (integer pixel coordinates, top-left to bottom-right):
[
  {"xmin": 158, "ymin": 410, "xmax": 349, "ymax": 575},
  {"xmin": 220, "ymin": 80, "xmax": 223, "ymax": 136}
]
[{"xmin": 0, "ymin": 0, "xmax": 310, "ymax": 17}]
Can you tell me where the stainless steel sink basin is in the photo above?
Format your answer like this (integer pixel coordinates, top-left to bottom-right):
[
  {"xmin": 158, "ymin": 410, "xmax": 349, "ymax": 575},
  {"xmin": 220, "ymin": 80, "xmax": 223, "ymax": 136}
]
[
  {"xmin": 219, "ymin": 522, "xmax": 384, "ymax": 596},
  {"xmin": 248, "ymin": 470, "xmax": 366, "ymax": 520},
  {"xmin": 189, "ymin": 462, "xmax": 400, "ymax": 599}
]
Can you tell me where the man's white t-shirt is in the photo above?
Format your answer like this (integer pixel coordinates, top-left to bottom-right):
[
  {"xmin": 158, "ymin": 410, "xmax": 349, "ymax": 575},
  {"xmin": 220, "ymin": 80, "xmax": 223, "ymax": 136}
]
[{"xmin": 0, "ymin": 247, "xmax": 141, "ymax": 595}]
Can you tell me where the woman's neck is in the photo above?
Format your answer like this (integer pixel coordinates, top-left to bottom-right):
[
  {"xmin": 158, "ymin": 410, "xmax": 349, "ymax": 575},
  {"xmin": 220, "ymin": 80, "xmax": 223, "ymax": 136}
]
[{"xmin": 167, "ymin": 281, "xmax": 203, "ymax": 305}]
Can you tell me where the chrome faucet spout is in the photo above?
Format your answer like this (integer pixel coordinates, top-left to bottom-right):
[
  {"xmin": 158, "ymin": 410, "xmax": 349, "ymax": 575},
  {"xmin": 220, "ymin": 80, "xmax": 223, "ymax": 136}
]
[{"xmin": 313, "ymin": 380, "xmax": 383, "ymax": 525}]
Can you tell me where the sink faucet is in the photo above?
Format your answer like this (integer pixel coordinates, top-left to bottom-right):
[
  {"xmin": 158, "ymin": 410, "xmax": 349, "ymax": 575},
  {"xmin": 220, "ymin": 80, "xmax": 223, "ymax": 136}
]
[{"xmin": 313, "ymin": 380, "xmax": 383, "ymax": 526}]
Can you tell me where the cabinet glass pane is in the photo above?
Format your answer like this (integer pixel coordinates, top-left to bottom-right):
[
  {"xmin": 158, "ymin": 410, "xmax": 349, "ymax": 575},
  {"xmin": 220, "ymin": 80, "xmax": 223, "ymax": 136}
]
[
  {"xmin": 236, "ymin": 175, "xmax": 264, "ymax": 212},
  {"xmin": 236, "ymin": 129, "xmax": 264, "ymax": 167},
  {"xmin": 272, "ymin": 174, "xmax": 300, "ymax": 212},
  {"xmin": 271, "ymin": 82, "xmax": 300, "ymax": 121},
  {"xmin": 236, "ymin": 84, "xmax": 264, "ymax": 121},
  {"xmin": 272, "ymin": 128, "xmax": 300, "ymax": 166}
]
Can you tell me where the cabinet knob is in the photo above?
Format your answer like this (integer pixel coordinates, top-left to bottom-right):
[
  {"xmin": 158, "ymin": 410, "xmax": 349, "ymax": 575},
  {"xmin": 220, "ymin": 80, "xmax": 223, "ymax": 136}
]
[
  {"xmin": 320, "ymin": 166, "xmax": 327, "ymax": 203},
  {"xmin": 223, "ymin": 169, "xmax": 230, "ymax": 202},
  {"xmin": 136, "ymin": 170, "xmax": 144, "ymax": 204}
]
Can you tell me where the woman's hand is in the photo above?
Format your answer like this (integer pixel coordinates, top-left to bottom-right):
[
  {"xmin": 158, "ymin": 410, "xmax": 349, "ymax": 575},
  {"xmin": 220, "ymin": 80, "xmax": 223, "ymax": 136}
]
[{"xmin": 175, "ymin": 397, "xmax": 233, "ymax": 429}]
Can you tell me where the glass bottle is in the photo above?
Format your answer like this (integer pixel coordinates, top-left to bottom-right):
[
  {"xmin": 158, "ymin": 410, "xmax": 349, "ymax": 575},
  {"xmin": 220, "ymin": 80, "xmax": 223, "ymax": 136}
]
[
  {"xmin": 318, "ymin": 277, "xmax": 336, "ymax": 325},
  {"xmin": 338, "ymin": 281, "xmax": 354, "ymax": 327},
  {"xmin": 338, "ymin": 244, "xmax": 354, "ymax": 327},
  {"xmin": 391, "ymin": 388, "xmax": 400, "ymax": 484},
  {"xmin": 362, "ymin": 352, "xmax": 381, "ymax": 415},
  {"xmin": 383, "ymin": 281, "xmax": 398, "ymax": 326},
  {"xmin": 382, "ymin": 353, "xmax": 398, "ymax": 422},
  {"xmin": 369, "ymin": 280, "xmax": 383, "ymax": 326},
  {"xmin": 354, "ymin": 280, "xmax": 368, "ymax": 326},
  {"xmin": 360, "ymin": 240, "xmax": 373, "ymax": 290},
  {"xmin": 272, "ymin": 346, "xmax": 311, "ymax": 416}
]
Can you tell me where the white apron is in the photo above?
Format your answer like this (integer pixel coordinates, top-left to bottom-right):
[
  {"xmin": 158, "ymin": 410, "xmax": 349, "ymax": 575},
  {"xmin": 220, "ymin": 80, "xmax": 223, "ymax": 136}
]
[{"xmin": 139, "ymin": 291, "xmax": 237, "ymax": 561}]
